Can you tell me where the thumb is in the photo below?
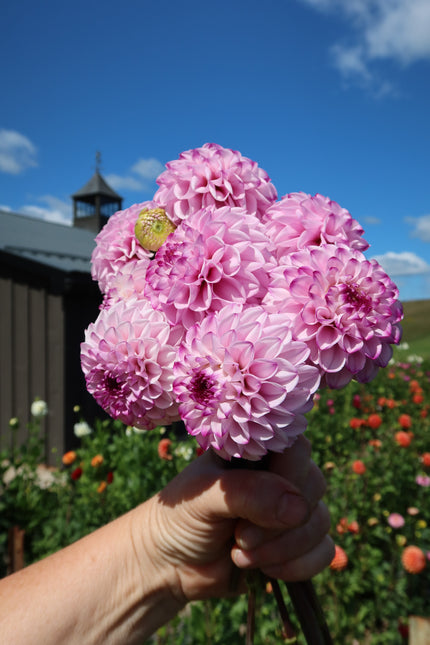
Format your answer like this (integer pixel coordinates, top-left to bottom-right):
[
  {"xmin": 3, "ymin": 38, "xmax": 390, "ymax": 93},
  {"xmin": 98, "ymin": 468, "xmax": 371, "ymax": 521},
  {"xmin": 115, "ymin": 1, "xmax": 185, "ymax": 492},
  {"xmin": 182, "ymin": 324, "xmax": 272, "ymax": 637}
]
[{"xmin": 208, "ymin": 469, "xmax": 310, "ymax": 530}]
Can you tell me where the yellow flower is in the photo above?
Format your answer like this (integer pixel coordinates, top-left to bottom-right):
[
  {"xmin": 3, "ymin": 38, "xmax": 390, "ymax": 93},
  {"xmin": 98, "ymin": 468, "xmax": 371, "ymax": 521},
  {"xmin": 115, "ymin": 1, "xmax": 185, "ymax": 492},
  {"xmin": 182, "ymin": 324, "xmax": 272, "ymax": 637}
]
[
  {"xmin": 368, "ymin": 518, "xmax": 379, "ymax": 527},
  {"xmin": 324, "ymin": 461, "xmax": 336, "ymax": 471},
  {"xmin": 373, "ymin": 493, "xmax": 382, "ymax": 502},
  {"xmin": 417, "ymin": 520, "xmax": 427, "ymax": 529},
  {"xmin": 396, "ymin": 535, "xmax": 407, "ymax": 547},
  {"xmin": 135, "ymin": 207, "xmax": 176, "ymax": 251}
]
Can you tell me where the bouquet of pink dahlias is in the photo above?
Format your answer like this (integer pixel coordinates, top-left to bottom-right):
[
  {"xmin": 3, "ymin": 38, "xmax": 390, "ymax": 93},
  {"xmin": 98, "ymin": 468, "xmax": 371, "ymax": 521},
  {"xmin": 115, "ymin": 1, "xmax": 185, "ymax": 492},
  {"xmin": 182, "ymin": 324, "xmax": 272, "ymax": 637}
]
[{"xmin": 81, "ymin": 143, "xmax": 403, "ymax": 644}]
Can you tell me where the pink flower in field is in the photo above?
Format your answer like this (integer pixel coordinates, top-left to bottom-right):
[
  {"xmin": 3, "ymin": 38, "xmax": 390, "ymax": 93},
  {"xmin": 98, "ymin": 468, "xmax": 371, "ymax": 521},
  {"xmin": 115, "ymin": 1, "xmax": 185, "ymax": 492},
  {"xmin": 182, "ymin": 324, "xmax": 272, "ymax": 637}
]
[
  {"xmin": 154, "ymin": 143, "xmax": 277, "ymax": 224},
  {"xmin": 262, "ymin": 192, "xmax": 368, "ymax": 261},
  {"xmin": 144, "ymin": 206, "xmax": 275, "ymax": 329},
  {"xmin": 263, "ymin": 244, "xmax": 403, "ymax": 388},
  {"xmin": 91, "ymin": 202, "xmax": 155, "ymax": 293},
  {"xmin": 173, "ymin": 305, "xmax": 320, "ymax": 460},
  {"xmin": 387, "ymin": 513, "xmax": 405, "ymax": 528},
  {"xmin": 416, "ymin": 475, "xmax": 430, "ymax": 487},
  {"xmin": 80, "ymin": 298, "xmax": 180, "ymax": 430}
]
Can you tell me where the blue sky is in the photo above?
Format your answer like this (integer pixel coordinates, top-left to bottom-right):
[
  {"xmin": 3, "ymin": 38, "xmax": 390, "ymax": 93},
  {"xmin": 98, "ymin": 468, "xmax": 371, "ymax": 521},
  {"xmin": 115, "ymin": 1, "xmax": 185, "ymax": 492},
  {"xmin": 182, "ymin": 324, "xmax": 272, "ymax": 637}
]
[{"xmin": 1, "ymin": 0, "xmax": 429, "ymax": 302}]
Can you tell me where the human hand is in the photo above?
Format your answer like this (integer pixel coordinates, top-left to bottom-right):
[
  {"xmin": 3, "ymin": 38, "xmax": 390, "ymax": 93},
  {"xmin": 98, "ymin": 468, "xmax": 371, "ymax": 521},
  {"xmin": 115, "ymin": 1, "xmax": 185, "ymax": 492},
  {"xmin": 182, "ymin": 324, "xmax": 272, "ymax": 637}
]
[{"xmin": 135, "ymin": 436, "xmax": 334, "ymax": 604}]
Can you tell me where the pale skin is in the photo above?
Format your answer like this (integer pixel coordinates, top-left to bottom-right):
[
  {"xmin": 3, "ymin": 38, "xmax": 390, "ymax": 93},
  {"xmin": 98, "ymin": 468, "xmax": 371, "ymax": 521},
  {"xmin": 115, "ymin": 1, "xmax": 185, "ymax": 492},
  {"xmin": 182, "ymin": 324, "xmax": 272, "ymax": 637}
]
[{"xmin": 0, "ymin": 436, "xmax": 333, "ymax": 645}]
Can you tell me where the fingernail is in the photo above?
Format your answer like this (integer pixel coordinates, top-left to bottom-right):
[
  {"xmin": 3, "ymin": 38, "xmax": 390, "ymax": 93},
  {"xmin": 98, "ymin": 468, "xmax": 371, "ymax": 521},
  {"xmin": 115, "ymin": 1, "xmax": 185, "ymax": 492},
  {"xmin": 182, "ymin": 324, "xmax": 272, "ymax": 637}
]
[
  {"xmin": 237, "ymin": 526, "xmax": 264, "ymax": 550},
  {"xmin": 232, "ymin": 548, "xmax": 253, "ymax": 568},
  {"xmin": 277, "ymin": 492, "xmax": 309, "ymax": 526}
]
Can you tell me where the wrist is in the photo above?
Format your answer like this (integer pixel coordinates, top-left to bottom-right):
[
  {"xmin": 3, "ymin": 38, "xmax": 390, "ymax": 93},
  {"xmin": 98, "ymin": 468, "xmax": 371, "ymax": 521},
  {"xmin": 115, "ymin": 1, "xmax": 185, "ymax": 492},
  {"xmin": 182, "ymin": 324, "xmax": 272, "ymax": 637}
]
[{"xmin": 128, "ymin": 496, "xmax": 187, "ymax": 640}]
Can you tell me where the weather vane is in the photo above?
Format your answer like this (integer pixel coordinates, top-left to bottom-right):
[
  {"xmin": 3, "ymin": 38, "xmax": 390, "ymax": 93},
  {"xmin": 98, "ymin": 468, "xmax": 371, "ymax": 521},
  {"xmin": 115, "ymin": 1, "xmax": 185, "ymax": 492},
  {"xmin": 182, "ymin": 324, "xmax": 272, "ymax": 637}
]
[{"xmin": 95, "ymin": 151, "xmax": 102, "ymax": 173}]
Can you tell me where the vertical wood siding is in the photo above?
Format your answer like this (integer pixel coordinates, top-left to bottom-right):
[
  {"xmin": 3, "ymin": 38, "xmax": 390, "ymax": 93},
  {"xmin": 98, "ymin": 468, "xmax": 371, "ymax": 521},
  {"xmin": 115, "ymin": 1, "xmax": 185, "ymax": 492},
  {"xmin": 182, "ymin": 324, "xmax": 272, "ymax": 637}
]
[{"xmin": 0, "ymin": 277, "xmax": 64, "ymax": 461}]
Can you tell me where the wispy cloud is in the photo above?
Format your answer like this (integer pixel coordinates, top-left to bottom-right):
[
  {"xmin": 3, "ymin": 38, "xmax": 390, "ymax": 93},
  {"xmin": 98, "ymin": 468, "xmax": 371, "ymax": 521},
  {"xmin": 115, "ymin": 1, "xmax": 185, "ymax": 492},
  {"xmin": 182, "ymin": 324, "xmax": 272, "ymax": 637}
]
[
  {"xmin": 21, "ymin": 195, "xmax": 72, "ymax": 226},
  {"xmin": 0, "ymin": 129, "xmax": 38, "ymax": 174},
  {"xmin": 297, "ymin": 0, "xmax": 430, "ymax": 92},
  {"xmin": 106, "ymin": 157, "xmax": 165, "ymax": 194},
  {"xmin": 372, "ymin": 250, "xmax": 430, "ymax": 276},
  {"xmin": 406, "ymin": 214, "xmax": 430, "ymax": 243}
]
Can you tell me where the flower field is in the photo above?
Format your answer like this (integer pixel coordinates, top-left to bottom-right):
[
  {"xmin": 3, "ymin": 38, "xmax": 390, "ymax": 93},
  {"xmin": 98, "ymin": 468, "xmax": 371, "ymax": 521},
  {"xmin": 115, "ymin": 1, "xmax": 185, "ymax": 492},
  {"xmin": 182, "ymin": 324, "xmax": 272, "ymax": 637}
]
[{"xmin": 1, "ymin": 352, "xmax": 429, "ymax": 644}]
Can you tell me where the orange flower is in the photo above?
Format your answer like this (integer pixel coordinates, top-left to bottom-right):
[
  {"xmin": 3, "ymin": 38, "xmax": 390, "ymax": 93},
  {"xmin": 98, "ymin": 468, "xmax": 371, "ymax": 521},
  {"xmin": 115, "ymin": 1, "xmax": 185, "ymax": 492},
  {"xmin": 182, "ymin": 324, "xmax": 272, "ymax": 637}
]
[
  {"xmin": 421, "ymin": 453, "xmax": 430, "ymax": 468},
  {"xmin": 395, "ymin": 431, "xmax": 412, "ymax": 447},
  {"xmin": 350, "ymin": 418, "xmax": 365, "ymax": 430},
  {"xmin": 401, "ymin": 546, "xmax": 426, "ymax": 574},
  {"xmin": 368, "ymin": 439, "xmax": 382, "ymax": 450},
  {"xmin": 330, "ymin": 545, "xmax": 348, "ymax": 571},
  {"xmin": 336, "ymin": 518, "xmax": 359, "ymax": 535},
  {"xmin": 347, "ymin": 520, "xmax": 360, "ymax": 534},
  {"xmin": 62, "ymin": 450, "xmax": 77, "ymax": 466},
  {"xmin": 367, "ymin": 413, "xmax": 382, "ymax": 430},
  {"xmin": 91, "ymin": 454, "xmax": 104, "ymax": 467},
  {"xmin": 97, "ymin": 481, "xmax": 107, "ymax": 494},
  {"xmin": 352, "ymin": 460, "xmax": 366, "ymax": 475},
  {"xmin": 398, "ymin": 414, "xmax": 412, "ymax": 429},
  {"xmin": 158, "ymin": 438, "xmax": 173, "ymax": 460}
]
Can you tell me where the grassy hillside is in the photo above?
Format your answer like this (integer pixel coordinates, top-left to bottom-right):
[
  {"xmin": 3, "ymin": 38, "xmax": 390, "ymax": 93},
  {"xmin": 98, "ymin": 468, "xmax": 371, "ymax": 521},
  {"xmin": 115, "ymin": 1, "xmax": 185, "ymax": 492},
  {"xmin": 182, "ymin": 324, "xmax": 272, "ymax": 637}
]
[{"xmin": 397, "ymin": 299, "xmax": 430, "ymax": 360}]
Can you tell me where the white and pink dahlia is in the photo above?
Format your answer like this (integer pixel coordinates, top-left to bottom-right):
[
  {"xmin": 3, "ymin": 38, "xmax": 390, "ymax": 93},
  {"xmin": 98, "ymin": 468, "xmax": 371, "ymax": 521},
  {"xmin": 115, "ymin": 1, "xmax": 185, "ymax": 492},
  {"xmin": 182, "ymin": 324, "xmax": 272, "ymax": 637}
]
[
  {"xmin": 144, "ymin": 206, "xmax": 275, "ymax": 329},
  {"xmin": 173, "ymin": 306, "xmax": 320, "ymax": 460},
  {"xmin": 80, "ymin": 298, "xmax": 180, "ymax": 429},
  {"xmin": 263, "ymin": 245, "xmax": 403, "ymax": 388},
  {"xmin": 101, "ymin": 260, "xmax": 148, "ymax": 309},
  {"xmin": 154, "ymin": 143, "xmax": 277, "ymax": 224},
  {"xmin": 91, "ymin": 202, "xmax": 155, "ymax": 294},
  {"xmin": 262, "ymin": 192, "xmax": 369, "ymax": 261}
]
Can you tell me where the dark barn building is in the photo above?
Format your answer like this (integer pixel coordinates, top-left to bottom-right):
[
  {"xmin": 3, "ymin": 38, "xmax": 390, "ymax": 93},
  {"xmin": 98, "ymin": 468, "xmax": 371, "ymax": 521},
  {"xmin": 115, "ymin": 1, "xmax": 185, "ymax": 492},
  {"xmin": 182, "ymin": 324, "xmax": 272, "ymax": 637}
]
[{"xmin": 0, "ymin": 172, "xmax": 122, "ymax": 462}]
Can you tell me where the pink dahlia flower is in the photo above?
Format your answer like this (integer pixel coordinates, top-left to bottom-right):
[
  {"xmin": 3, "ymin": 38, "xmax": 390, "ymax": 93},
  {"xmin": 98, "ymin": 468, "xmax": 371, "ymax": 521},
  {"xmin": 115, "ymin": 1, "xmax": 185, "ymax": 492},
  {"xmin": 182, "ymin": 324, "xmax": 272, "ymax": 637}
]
[
  {"xmin": 263, "ymin": 244, "xmax": 403, "ymax": 388},
  {"xmin": 101, "ymin": 260, "xmax": 148, "ymax": 309},
  {"xmin": 387, "ymin": 513, "xmax": 405, "ymax": 529},
  {"xmin": 173, "ymin": 306, "xmax": 320, "ymax": 460},
  {"xmin": 80, "ymin": 298, "xmax": 180, "ymax": 430},
  {"xmin": 91, "ymin": 202, "xmax": 155, "ymax": 294},
  {"xmin": 262, "ymin": 192, "xmax": 369, "ymax": 261},
  {"xmin": 144, "ymin": 205, "xmax": 275, "ymax": 329},
  {"xmin": 154, "ymin": 143, "xmax": 277, "ymax": 224}
]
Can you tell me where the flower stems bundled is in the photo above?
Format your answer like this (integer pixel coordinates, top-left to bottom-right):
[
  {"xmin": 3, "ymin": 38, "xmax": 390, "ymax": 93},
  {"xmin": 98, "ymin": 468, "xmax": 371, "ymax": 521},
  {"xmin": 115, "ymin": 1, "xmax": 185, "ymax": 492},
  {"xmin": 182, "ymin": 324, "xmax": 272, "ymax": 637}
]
[{"xmin": 80, "ymin": 143, "xmax": 403, "ymax": 643}]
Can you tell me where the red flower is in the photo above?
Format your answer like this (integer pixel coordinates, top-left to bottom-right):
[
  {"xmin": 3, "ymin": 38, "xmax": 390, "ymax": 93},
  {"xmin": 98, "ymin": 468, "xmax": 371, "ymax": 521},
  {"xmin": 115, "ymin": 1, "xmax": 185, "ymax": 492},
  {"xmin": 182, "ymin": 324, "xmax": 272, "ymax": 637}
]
[
  {"xmin": 158, "ymin": 438, "xmax": 173, "ymax": 460},
  {"xmin": 421, "ymin": 453, "xmax": 430, "ymax": 468},
  {"xmin": 398, "ymin": 414, "xmax": 412, "ymax": 429},
  {"xmin": 107, "ymin": 471, "xmax": 114, "ymax": 484},
  {"xmin": 401, "ymin": 546, "xmax": 426, "ymax": 574},
  {"xmin": 330, "ymin": 545, "xmax": 348, "ymax": 571},
  {"xmin": 352, "ymin": 394, "xmax": 361, "ymax": 409},
  {"xmin": 352, "ymin": 460, "xmax": 366, "ymax": 475},
  {"xmin": 395, "ymin": 431, "xmax": 412, "ymax": 447},
  {"xmin": 368, "ymin": 439, "xmax": 382, "ymax": 450},
  {"xmin": 350, "ymin": 418, "xmax": 365, "ymax": 430},
  {"xmin": 71, "ymin": 467, "xmax": 83, "ymax": 480},
  {"xmin": 413, "ymin": 393, "xmax": 424, "ymax": 404},
  {"xmin": 367, "ymin": 413, "xmax": 382, "ymax": 429}
]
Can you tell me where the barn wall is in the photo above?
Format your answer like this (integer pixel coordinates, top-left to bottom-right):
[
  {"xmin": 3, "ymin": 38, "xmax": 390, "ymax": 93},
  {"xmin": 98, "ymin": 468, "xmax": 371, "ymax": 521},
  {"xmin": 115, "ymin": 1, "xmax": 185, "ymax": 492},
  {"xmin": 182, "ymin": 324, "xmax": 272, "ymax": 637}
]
[{"xmin": 0, "ymin": 276, "xmax": 65, "ymax": 462}]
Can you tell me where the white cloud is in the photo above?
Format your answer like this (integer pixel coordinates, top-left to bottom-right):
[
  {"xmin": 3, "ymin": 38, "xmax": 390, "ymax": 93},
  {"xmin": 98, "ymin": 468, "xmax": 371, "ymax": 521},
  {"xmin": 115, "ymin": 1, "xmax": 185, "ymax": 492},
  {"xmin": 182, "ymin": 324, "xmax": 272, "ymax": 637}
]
[
  {"xmin": 362, "ymin": 215, "xmax": 382, "ymax": 226},
  {"xmin": 132, "ymin": 157, "xmax": 164, "ymax": 180},
  {"xmin": 106, "ymin": 157, "xmax": 165, "ymax": 194},
  {"xmin": 371, "ymin": 251, "xmax": 430, "ymax": 276},
  {"xmin": 21, "ymin": 195, "xmax": 72, "ymax": 226},
  {"xmin": 105, "ymin": 174, "xmax": 143, "ymax": 191},
  {"xmin": 297, "ymin": 0, "xmax": 430, "ymax": 89},
  {"xmin": 406, "ymin": 214, "xmax": 430, "ymax": 243},
  {"xmin": 0, "ymin": 129, "xmax": 38, "ymax": 174}
]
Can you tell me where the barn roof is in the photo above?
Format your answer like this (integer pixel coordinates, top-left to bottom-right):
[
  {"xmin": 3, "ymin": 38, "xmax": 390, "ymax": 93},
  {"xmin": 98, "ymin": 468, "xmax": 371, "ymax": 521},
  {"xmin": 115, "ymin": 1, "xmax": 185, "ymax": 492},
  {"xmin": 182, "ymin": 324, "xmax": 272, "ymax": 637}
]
[{"xmin": 0, "ymin": 209, "xmax": 96, "ymax": 274}]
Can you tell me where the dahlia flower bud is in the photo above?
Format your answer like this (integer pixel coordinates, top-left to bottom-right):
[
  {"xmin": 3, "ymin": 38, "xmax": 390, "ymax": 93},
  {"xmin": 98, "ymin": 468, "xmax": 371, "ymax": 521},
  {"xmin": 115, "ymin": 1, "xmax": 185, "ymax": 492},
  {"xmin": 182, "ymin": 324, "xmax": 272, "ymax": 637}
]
[{"xmin": 135, "ymin": 207, "xmax": 176, "ymax": 252}]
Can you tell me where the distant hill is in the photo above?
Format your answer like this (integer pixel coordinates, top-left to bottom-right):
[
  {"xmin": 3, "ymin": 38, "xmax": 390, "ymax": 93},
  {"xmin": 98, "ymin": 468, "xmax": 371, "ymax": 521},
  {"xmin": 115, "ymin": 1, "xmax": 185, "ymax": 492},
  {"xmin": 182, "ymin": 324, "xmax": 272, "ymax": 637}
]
[{"xmin": 401, "ymin": 299, "xmax": 430, "ymax": 342}]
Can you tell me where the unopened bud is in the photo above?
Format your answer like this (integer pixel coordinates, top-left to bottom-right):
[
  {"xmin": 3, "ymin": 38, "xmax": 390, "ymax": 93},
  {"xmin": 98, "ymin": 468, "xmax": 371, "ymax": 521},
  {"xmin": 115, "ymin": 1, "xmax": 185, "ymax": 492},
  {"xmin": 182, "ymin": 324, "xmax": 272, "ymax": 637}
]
[{"xmin": 135, "ymin": 207, "xmax": 176, "ymax": 252}]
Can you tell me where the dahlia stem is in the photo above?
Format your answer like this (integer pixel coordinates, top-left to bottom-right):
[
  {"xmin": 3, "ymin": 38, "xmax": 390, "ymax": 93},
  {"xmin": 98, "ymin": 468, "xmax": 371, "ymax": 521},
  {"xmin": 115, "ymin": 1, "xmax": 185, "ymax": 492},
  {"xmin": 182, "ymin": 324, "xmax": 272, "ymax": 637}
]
[
  {"xmin": 285, "ymin": 579, "xmax": 333, "ymax": 645},
  {"xmin": 269, "ymin": 578, "xmax": 297, "ymax": 642}
]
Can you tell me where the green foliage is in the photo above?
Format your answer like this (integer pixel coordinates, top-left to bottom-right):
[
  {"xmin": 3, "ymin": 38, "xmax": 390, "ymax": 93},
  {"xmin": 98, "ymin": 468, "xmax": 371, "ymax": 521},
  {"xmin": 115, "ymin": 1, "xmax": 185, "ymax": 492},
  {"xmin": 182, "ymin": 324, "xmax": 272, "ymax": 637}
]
[{"xmin": 1, "ymin": 353, "xmax": 429, "ymax": 644}]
